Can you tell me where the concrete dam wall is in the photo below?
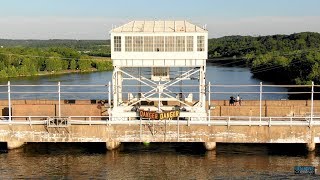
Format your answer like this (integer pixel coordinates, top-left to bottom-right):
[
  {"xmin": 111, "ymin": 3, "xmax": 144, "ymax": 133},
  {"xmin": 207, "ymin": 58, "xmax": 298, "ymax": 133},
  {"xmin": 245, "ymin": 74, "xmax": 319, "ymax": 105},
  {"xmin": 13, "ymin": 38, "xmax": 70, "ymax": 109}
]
[
  {"xmin": 0, "ymin": 99, "xmax": 317, "ymax": 117},
  {"xmin": 0, "ymin": 99, "xmax": 319, "ymax": 151}
]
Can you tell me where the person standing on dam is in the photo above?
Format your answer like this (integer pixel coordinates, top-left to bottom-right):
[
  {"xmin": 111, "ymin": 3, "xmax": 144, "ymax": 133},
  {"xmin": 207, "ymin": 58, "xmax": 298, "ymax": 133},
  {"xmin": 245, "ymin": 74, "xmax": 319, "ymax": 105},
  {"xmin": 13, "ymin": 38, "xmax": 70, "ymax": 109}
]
[
  {"xmin": 229, "ymin": 96, "xmax": 235, "ymax": 106},
  {"xmin": 236, "ymin": 94, "xmax": 241, "ymax": 106}
]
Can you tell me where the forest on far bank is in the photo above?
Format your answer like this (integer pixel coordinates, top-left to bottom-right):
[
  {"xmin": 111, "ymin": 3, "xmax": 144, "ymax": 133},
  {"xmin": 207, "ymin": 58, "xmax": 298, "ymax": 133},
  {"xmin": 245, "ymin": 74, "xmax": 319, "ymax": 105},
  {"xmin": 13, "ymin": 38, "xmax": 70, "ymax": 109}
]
[
  {"xmin": 208, "ymin": 32, "xmax": 320, "ymax": 85},
  {"xmin": 0, "ymin": 47, "xmax": 112, "ymax": 78},
  {"xmin": 0, "ymin": 39, "xmax": 111, "ymax": 57},
  {"xmin": 1, "ymin": 32, "xmax": 320, "ymax": 85}
]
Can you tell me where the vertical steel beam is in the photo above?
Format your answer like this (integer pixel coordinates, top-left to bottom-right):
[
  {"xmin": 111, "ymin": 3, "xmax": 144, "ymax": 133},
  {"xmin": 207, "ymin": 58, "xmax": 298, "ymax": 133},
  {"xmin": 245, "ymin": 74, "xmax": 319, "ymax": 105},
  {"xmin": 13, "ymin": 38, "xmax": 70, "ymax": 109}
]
[
  {"xmin": 259, "ymin": 82, "xmax": 262, "ymax": 126},
  {"xmin": 208, "ymin": 81, "xmax": 211, "ymax": 126},
  {"xmin": 112, "ymin": 69, "xmax": 117, "ymax": 107},
  {"xmin": 8, "ymin": 81, "xmax": 11, "ymax": 122},
  {"xmin": 117, "ymin": 70, "xmax": 123, "ymax": 104},
  {"xmin": 310, "ymin": 81, "xmax": 314, "ymax": 126},
  {"xmin": 158, "ymin": 81, "xmax": 161, "ymax": 112},
  {"xmin": 108, "ymin": 81, "xmax": 111, "ymax": 107},
  {"xmin": 58, "ymin": 81, "xmax": 61, "ymax": 117},
  {"xmin": 199, "ymin": 66, "xmax": 206, "ymax": 107}
]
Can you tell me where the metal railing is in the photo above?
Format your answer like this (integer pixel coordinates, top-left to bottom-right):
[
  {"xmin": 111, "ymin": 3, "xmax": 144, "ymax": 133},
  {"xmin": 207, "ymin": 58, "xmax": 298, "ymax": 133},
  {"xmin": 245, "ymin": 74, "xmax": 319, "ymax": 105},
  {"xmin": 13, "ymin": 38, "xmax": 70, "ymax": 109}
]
[
  {"xmin": 1, "ymin": 115, "xmax": 320, "ymax": 128},
  {"xmin": 0, "ymin": 81, "xmax": 112, "ymax": 122},
  {"xmin": 0, "ymin": 81, "xmax": 318, "ymax": 127}
]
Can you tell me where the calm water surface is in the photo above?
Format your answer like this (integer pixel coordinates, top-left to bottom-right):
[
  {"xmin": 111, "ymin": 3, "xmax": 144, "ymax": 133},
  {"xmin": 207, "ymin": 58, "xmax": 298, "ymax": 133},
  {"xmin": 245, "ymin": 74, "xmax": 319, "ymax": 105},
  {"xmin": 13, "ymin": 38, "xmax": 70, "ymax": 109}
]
[
  {"xmin": 0, "ymin": 64, "xmax": 288, "ymax": 100},
  {"xmin": 0, "ymin": 143, "xmax": 319, "ymax": 179}
]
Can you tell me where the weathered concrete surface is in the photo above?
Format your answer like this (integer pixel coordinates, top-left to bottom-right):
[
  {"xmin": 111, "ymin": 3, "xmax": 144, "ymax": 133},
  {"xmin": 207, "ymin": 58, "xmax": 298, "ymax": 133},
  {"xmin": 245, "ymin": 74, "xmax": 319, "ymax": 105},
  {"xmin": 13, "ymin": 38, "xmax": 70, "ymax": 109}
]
[
  {"xmin": 1, "ymin": 99, "xmax": 320, "ymax": 118},
  {"xmin": 12, "ymin": 104, "xmax": 102, "ymax": 119},
  {"xmin": 0, "ymin": 124, "xmax": 318, "ymax": 144},
  {"xmin": 1, "ymin": 99, "xmax": 320, "ymax": 151}
]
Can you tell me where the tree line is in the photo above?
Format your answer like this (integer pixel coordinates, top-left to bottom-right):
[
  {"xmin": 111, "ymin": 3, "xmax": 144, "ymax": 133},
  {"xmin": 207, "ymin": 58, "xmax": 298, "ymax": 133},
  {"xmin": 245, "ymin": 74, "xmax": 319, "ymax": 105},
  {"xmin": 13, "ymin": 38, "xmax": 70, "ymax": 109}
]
[
  {"xmin": 0, "ymin": 47, "xmax": 112, "ymax": 78},
  {"xmin": 2, "ymin": 32, "xmax": 320, "ymax": 84},
  {"xmin": 0, "ymin": 39, "xmax": 111, "ymax": 57},
  {"xmin": 208, "ymin": 32, "xmax": 320, "ymax": 85}
]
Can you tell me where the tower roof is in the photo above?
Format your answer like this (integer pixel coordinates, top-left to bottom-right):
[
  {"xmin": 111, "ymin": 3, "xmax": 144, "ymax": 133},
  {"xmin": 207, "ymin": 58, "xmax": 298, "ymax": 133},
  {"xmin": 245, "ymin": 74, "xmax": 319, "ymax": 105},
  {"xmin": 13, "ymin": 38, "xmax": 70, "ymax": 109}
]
[{"xmin": 111, "ymin": 20, "xmax": 207, "ymax": 33}]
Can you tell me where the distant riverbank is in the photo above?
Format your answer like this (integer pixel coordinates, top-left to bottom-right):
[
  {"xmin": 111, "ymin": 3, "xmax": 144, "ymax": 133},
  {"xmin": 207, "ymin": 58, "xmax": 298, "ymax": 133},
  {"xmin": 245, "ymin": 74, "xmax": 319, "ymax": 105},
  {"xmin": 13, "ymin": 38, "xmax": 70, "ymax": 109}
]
[{"xmin": 0, "ymin": 47, "xmax": 112, "ymax": 79}]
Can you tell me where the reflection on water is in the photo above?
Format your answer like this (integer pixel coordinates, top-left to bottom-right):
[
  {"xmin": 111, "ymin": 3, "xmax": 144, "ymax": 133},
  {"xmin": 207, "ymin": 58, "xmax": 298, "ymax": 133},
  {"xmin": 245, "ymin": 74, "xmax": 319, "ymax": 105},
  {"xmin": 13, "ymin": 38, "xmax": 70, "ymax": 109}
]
[
  {"xmin": 0, "ymin": 143, "xmax": 319, "ymax": 179},
  {"xmin": 0, "ymin": 65, "xmax": 288, "ymax": 100}
]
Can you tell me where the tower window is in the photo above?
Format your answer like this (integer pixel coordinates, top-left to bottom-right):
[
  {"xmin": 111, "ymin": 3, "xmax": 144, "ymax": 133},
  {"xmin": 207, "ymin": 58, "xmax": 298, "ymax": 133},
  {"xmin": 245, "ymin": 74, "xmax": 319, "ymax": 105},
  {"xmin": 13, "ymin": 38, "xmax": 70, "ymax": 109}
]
[
  {"xmin": 186, "ymin": 36, "xmax": 193, "ymax": 52},
  {"xmin": 152, "ymin": 67, "xmax": 169, "ymax": 81},
  {"xmin": 197, "ymin": 36, "xmax": 204, "ymax": 51},
  {"xmin": 114, "ymin": 36, "xmax": 121, "ymax": 52},
  {"xmin": 125, "ymin": 36, "xmax": 132, "ymax": 52},
  {"xmin": 133, "ymin": 36, "xmax": 143, "ymax": 52},
  {"xmin": 176, "ymin": 36, "xmax": 185, "ymax": 52},
  {"xmin": 154, "ymin": 36, "xmax": 164, "ymax": 52}
]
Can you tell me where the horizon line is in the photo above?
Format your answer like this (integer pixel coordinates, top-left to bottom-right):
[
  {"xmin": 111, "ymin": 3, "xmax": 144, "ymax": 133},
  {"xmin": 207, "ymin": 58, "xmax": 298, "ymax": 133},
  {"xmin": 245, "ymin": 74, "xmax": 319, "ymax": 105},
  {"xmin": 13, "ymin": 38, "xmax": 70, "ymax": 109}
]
[{"xmin": 0, "ymin": 31, "xmax": 318, "ymax": 41}]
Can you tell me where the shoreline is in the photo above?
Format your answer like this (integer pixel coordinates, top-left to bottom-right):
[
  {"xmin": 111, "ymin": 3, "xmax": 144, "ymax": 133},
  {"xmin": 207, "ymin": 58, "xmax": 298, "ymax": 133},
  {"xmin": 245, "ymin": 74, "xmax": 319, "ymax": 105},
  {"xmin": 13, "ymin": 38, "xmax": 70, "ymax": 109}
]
[{"xmin": 0, "ymin": 68, "xmax": 113, "ymax": 80}]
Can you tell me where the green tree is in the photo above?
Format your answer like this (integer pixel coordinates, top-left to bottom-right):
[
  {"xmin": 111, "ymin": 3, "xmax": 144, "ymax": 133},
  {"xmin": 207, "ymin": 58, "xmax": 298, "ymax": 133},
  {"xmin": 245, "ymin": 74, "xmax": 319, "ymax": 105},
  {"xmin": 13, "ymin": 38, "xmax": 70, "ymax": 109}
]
[
  {"xmin": 95, "ymin": 61, "xmax": 113, "ymax": 71},
  {"xmin": 0, "ymin": 69, "xmax": 8, "ymax": 78},
  {"xmin": 6, "ymin": 66, "xmax": 18, "ymax": 77},
  {"xmin": 69, "ymin": 59, "xmax": 77, "ymax": 70},
  {"xmin": 45, "ymin": 57, "xmax": 63, "ymax": 72},
  {"xmin": 78, "ymin": 56, "xmax": 92, "ymax": 71}
]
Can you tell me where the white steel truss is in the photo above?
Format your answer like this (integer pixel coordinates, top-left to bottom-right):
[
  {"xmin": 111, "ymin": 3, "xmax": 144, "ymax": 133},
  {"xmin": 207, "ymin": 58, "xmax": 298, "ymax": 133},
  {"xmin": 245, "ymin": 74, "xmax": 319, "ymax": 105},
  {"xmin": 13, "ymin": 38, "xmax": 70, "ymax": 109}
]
[{"xmin": 111, "ymin": 66, "xmax": 206, "ymax": 116}]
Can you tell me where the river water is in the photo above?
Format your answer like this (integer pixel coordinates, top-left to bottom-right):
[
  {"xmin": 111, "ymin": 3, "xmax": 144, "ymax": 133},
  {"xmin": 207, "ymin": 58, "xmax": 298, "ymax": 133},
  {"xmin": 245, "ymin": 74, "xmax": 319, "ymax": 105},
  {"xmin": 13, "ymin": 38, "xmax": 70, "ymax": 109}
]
[
  {"xmin": 0, "ymin": 63, "xmax": 288, "ymax": 100},
  {"xmin": 1, "ymin": 64, "xmax": 313, "ymax": 179},
  {"xmin": 0, "ymin": 143, "xmax": 319, "ymax": 179}
]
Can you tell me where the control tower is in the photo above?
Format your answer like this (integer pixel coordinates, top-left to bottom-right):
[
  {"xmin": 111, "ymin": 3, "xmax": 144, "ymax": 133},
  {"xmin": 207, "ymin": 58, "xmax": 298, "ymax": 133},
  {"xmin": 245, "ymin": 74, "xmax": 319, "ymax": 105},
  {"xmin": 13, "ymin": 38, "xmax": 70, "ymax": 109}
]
[{"xmin": 110, "ymin": 20, "xmax": 208, "ymax": 121}]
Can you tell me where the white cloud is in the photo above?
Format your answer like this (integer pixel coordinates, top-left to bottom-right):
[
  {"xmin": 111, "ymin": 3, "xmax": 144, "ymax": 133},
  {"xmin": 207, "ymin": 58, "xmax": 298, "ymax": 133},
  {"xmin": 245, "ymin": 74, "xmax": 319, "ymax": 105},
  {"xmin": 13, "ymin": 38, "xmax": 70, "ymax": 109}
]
[{"xmin": 0, "ymin": 16, "xmax": 320, "ymax": 39}]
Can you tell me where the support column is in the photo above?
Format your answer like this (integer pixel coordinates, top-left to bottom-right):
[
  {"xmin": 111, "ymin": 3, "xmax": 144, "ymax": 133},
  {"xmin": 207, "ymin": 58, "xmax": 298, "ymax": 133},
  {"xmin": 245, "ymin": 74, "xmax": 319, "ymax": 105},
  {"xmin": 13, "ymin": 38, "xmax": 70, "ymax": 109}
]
[
  {"xmin": 203, "ymin": 142, "xmax": 216, "ymax": 151},
  {"xmin": 112, "ymin": 67, "xmax": 123, "ymax": 107},
  {"xmin": 199, "ymin": 66, "xmax": 206, "ymax": 108},
  {"xmin": 306, "ymin": 142, "xmax": 316, "ymax": 152},
  {"xmin": 106, "ymin": 141, "xmax": 121, "ymax": 150},
  {"xmin": 7, "ymin": 141, "xmax": 25, "ymax": 150},
  {"xmin": 117, "ymin": 70, "xmax": 123, "ymax": 104},
  {"xmin": 112, "ymin": 69, "xmax": 118, "ymax": 108}
]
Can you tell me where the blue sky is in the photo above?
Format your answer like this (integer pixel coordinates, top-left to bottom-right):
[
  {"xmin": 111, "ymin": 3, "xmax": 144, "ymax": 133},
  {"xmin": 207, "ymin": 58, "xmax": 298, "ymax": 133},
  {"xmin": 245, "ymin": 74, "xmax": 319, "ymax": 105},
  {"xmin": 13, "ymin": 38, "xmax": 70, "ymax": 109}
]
[{"xmin": 0, "ymin": 0, "xmax": 320, "ymax": 39}]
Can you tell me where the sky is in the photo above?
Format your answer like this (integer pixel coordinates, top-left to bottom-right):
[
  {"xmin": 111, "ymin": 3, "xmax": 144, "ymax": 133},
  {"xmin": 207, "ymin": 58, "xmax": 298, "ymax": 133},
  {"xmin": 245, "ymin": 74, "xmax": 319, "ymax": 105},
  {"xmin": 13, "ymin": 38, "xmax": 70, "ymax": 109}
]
[{"xmin": 0, "ymin": 0, "xmax": 320, "ymax": 39}]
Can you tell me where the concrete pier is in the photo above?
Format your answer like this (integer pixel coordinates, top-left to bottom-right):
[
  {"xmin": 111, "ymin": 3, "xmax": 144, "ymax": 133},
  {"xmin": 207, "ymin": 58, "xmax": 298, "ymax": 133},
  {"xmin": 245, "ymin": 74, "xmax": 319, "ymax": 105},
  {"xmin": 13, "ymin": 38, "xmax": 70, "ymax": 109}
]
[
  {"xmin": 0, "ymin": 125, "xmax": 319, "ymax": 151},
  {"xmin": 106, "ymin": 141, "xmax": 121, "ymax": 150},
  {"xmin": 203, "ymin": 142, "xmax": 216, "ymax": 151},
  {"xmin": 306, "ymin": 142, "xmax": 316, "ymax": 152},
  {"xmin": 7, "ymin": 141, "xmax": 25, "ymax": 150}
]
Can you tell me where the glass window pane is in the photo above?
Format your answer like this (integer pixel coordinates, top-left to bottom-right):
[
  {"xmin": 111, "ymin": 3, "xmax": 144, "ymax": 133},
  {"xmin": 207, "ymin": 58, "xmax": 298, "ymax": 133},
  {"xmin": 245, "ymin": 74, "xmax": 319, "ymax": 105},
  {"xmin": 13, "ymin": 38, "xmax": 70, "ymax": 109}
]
[
  {"xmin": 186, "ymin": 36, "xmax": 193, "ymax": 52},
  {"xmin": 125, "ymin": 36, "xmax": 132, "ymax": 52},
  {"xmin": 114, "ymin": 36, "xmax": 121, "ymax": 52},
  {"xmin": 133, "ymin": 36, "xmax": 143, "ymax": 52},
  {"xmin": 176, "ymin": 36, "xmax": 185, "ymax": 52},
  {"xmin": 153, "ymin": 67, "xmax": 168, "ymax": 76},
  {"xmin": 154, "ymin": 36, "xmax": 164, "ymax": 52},
  {"xmin": 144, "ymin": 36, "xmax": 153, "ymax": 52},
  {"xmin": 165, "ymin": 36, "xmax": 175, "ymax": 52},
  {"xmin": 197, "ymin": 36, "xmax": 205, "ymax": 51}
]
